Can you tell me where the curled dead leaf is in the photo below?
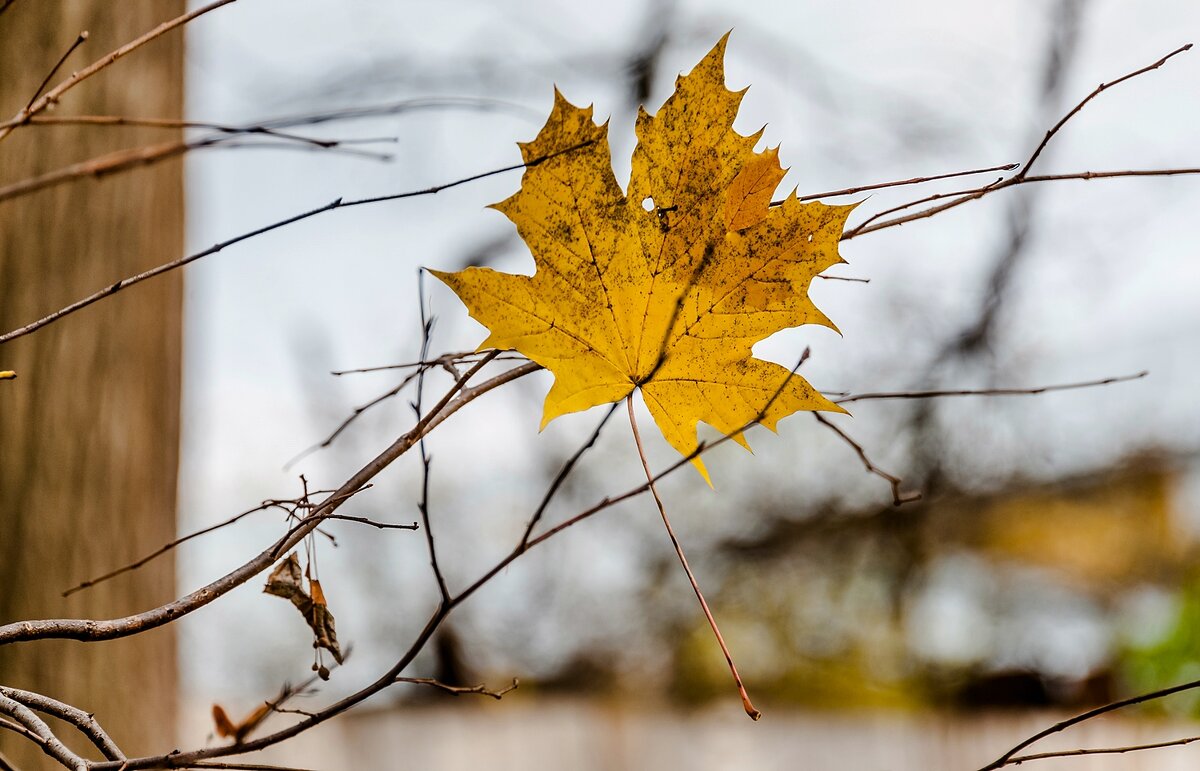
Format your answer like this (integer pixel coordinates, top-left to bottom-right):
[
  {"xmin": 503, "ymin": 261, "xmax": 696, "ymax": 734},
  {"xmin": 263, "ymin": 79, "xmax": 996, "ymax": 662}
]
[{"xmin": 263, "ymin": 553, "xmax": 344, "ymax": 665}]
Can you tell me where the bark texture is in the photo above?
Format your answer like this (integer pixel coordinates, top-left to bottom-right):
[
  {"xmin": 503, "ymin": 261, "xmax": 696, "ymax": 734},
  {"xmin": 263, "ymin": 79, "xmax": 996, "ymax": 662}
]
[{"xmin": 0, "ymin": 2, "xmax": 184, "ymax": 764}]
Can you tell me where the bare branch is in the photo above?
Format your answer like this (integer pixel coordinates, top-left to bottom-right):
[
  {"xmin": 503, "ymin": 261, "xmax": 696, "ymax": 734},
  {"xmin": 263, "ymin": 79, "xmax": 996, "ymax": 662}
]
[
  {"xmin": 1021, "ymin": 43, "xmax": 1192, "ymax": 177},
  {"xmin": 395, "ymin": 677, "xmax": 519, "ymax": 700},
  {"xmin": 0, "ymin": 686, "xmax": 123, "ymax": 761},
  {"xmin": 61, "ymin": 490, "xmax": 361, "ymax": 598},
  {"xmin": 0, "ymin": 0, "xmax": 238, "ymax": 142},
  {"xmin": 93, "ymin": 353, "xmax": 814, "ymax": 768},
  {"xmin": 520, "ymin": 402, "xmax": 620, "ymax": 549},
  {"xmin": 1004, "ymin": 735, "xmax": 1200, "ymax": 765},
  {"xmin": 24, "ymin": 31, "xmax": 88, "ymax": 111},
  {"xmin": 0, "ymin": 141, "xmax": 594, "ymax": 345},
  {"xmin": 831, "ymin": 370, "xmax": 1147, "ymax": 404},
  {"xmin": 319, "ymin": 514, "xmax": 418, "ymax": 531},
  {"xmin": 847, "ymin": 43, "xmax": 1194, "ymax": 240},
  {"xmin": 0, "ymin": 135, "xmax": 392, "ymax": 206},
  {"xmin": 844, "ymin": 176, "xmax": 1006, "ymax": 238},
  {"xmin": 414, "ymin": 278, "xmax": 464, "ymax": 605},
  {"xmin": 812, "ymin": 413, "xmax": 921, "ymax": 506},
  {"xmin": 184, "ymin": 758, "xmax": 324, "ymax": 763},
  {"xmin": 786, "ymin": 161, "xmax": 1018, "ymax": 203},
  {"xmin": 0, "ymin": 360, "xmax": 536, "ymax": 647},
  {"xmin": 27, "ymin": 114, "xmax": 394, "ymax": 150},
  {"xmin": 0, "ymin": 694, "xmax": 85, "ymax": 770},
  {"xmin": 977, "ymin": 676, "xmax": 1200, "ymax": 770}
]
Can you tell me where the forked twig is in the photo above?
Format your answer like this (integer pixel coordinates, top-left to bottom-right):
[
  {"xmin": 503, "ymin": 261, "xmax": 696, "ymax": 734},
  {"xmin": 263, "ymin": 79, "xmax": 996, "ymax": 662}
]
[
  {"xmin": 24, "ymin": 31, "xmax": 88, "ymax": 111},
  {"xmin": 813, "ymin": 413, "xmax": 920, "ymax": 506},
  {"xmin": 846, "ymin": 43, "xmax": 1194, "ymax": 240},
  {"xmin": 788, "ymin": 162, "xmax": 1018, "ymax": 203}
]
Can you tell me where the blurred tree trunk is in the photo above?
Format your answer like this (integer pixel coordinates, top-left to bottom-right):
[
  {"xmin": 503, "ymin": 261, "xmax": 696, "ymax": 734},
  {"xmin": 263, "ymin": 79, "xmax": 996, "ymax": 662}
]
[{"xmin": 0, "ymin": 2, "xmax": 184, "ymax": 765}]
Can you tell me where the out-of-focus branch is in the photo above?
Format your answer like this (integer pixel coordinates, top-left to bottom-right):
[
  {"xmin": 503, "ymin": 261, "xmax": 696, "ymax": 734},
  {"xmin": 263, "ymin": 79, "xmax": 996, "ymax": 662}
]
[
  {"xmin": 813, "ymin": 413, "xmax": 921, "ymax": 506},
  {"xmin": 0, "ymin": 135, "xmax": 392, "ymax": 206},
  {"xmin": 0, "ymin": 140, "xmax": 595, "ymax": 345},
  {"xmin": 27, "ymin": 114, "xmax": 394, "ymax": 149}
]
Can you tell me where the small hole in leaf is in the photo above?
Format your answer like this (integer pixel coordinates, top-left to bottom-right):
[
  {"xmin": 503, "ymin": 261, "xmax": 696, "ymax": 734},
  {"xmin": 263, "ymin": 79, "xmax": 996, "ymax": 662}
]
[
  {"xmin": 807, "ymin": 234, "xmax": 814, "ymax": 242},
  {"xmin": 642, "ymin": 197, "xmax": 654, "ymax": 211}
]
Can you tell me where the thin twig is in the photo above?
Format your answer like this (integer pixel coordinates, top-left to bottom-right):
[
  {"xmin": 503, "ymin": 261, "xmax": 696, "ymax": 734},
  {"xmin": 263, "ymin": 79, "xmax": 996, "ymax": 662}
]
[
  {"xmin": 24, "ymin": 31, "xmax": 88, "ymax": 111},
  {"xmin": 61, "ymin": 488, "xmax": 365, "ymax": 598},
  {"xmin": 331, "ymin": 351, "xmax": 525, "ymax": 376},
  {"xmin": 1021, "ymin": 43, "xmax": 1192, "ymax": 177},
  {"xmin": 414, "ymin": 272, "xmax": 461, "ymax": 605},
  {"xmin": 92, "ymin": 353, "xmax": 809, "ymax": 769},
  {"xmin": 816, "ymin": 274, "xmax": 870, "ymax": 283},
  {"xmin": 0, "ymin": 0, "xmax": 238, "ymax": 142},
  {"xmin": 849, "ymin": 168, "xmax": 1200, "ymax": 239},
  {"xmin": 520, "ymin": 403, "xmax": 620, "ymax": 548},
  {"xmin": 0, "ymin": 135, "xmax": 391, "ymax": 206},
  {"xmin": 27, "ymin": 114, "xmax": 395, "ymax": 150},
  {"xmin": 395, "ymin": 677, "xmax": 519, "ymax": 700},
  {"xmin": 183, "ymin": 758, "xmax": 326, "ymax": 763},
  {"xmin": 0, "ymin": 361, "xmax": 533, "ymax": 646},
  {"xmin": 786, "ymin": 162, "xmax": 1018, "ymax": 203},
  {"xmin": 844, "ymin": 176, "xmax": 1006, "ymax": 238},
  {"xmin": 1005, "ymin": 734, "xmax": 1200, "ymax": 765},
  {"xmin": 831, "ymin": 371, "xmax": 1147, "ymax": 404},
  {"xmin": 627, "ymin": 395, "xmax": 761, "ymax": 720},
  {"xmin": 0, "ymin": 140, "xmax": 595, "ymax": 345},
  {"xmin": 813, "ymin": 413, "xmax": 920, "ymax": 505},
  {"xmin": 846, "ymin": 43, "xmax": 1194, "ymax": 240},
  {"xmin": 978, "ymin": 676, "xmax": 1200, "ymax": 770},
  {"xmin": 319, "ymin": 514, "xmax": 418, "ymax": 531},
  {"xmin": 285, "ymin": 368, "xmax": 425, "ymax": 469}
]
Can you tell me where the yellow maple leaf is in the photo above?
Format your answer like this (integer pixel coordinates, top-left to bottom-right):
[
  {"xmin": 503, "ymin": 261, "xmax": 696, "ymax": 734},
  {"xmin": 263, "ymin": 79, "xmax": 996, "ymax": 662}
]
[{"xmin": 432, "ymin": 35, "xmax": 852, "ymax": 482}]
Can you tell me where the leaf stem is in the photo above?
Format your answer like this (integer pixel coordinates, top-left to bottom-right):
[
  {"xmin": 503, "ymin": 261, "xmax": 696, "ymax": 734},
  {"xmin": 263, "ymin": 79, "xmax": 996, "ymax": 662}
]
[{"xmin": 625, "ymin": 396, "xmax": 761, "ymax": 721}]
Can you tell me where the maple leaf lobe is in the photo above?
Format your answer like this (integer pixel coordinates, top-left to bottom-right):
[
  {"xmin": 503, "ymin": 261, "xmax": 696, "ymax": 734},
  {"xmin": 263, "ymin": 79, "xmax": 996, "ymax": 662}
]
[{"xmin": 432, "ymin": 34, "xmax": 853, "ymax": 480}]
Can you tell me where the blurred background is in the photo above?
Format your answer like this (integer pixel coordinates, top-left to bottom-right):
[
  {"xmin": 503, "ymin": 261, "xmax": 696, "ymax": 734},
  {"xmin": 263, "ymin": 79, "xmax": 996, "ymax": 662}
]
[
  {"xmin": 181, "ymin": 0, "xmax": 1200, "ymax": 767},
  {"xmin": 5, "ymin": 0, "xmax": 1200, "ymax": 768}
]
